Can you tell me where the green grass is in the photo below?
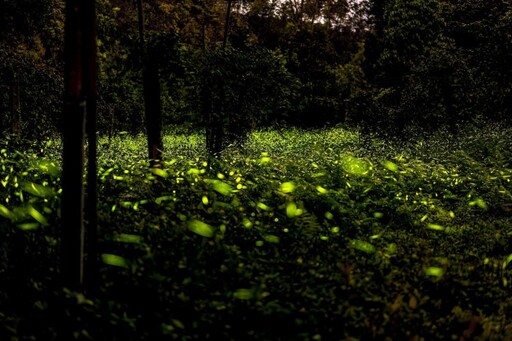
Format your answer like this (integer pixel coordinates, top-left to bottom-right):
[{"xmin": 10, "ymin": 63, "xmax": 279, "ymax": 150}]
[{"xmin": 1, "ymin": 123, "xmax": 512, "ymax": 340}]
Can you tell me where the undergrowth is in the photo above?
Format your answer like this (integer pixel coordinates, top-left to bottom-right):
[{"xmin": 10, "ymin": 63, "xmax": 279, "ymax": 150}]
[{"xmin": 1, "ymin": 123, "xmax": 512, "ymax": 340}]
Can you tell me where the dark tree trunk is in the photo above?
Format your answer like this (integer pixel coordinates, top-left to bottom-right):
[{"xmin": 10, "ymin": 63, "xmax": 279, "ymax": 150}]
[
  {"xmin": 61, "ymin": 0, "xmax": 97, "ymax": 290},
  {"xmin": 83, "ymin": 0, "xmax": 99, "ymax": 292},
  {"xmin": 137, "ymin": 0, "xmax": 163, "ymax": 168},
  {"xmin": 9, "ymin": 71, "xmax": 20, "ymax": 136},
  {"xmin": 223, "ymin": 0, "xmax": 233, "ymax": 49}
]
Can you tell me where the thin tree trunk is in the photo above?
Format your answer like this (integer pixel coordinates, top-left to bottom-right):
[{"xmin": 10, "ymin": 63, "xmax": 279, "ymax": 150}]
[
  {"xmin": 61, "ymin": 0, "xmax": 96, "ymax": 289},
  {"xmin": 83, "ymin": 0, "xmax": 98, "ymax": 292},
  {"xmin": 9, "ymin": 71, "xmax": 20, "ymax": 135},
  {"xmin": 223, "ymin": 0, "xmax": 233, "ymax": 49},
  {"xmin": 137, "ymin": 0, "xmax": 163, "ymax": 168}
]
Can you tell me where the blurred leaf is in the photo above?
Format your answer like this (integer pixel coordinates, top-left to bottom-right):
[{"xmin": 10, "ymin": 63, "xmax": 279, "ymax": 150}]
[
  {"xmin": 114, "ymin": 233, "xmax": 142, "ymax": 244},
  {"xmin": 188, "ymin": 220, "xmax": 214, "ymax": 238},
  {"xmin": 350, "ymin": 240, "xmax": 376, "ymax": 254},
  {"xmin": 102, "ymin": 254, "xmax": 129, "ymax": 268},
  {"xmin": 316, "ymin": 186, "xmax": 328, "ymax": 194},
  {"xmin": 233, "ymin": 288, "xmax": 253, "ymax": 300},
  {"xmin": 425, "ymin": 267, "xmax": 443, "ymax": 277},
  {"xmin": 209, "ymin": 180, "xmax": 232, "ymax": 196},
  {"xmin": 382, "ymin": 161, "xmax": 399, "ymax": 172},
  {"xmin": 280, "ymin": 181, "xmax": 295, "ymax": 193},
  {"xmin": 263, "ymin": 234, "xmax": 280, "ymax": 243},
  {"xmin": 17, "ymin": 222, "xmax": 39, "ymax": 231},
  {"xmin": 341, "ymin": 155, "xmax": 370, "ymax": 176},
  {"xmin": 503, "ymin": 254, "xmax": 512, "ymax": 270},
  {"xmin": 427, "ymin": 224, "xmax": 445, "ymax": 231},
  {"xmin": 469, "ymin": 198, "xmax": 488, "ymax": 210},
  {"xmin": 21, "ymin": 182, "xmax": 55, "ymax": 198},
  {"xmin": 0, "ymin": 204, "xmax": 13, "ymax": 219},
  {"xmin": 27, "ymin": 206, "xmax": 48, "ymax": 226},
  {"xmin": 151, "ymin": 168, "xmax": 169, "ymax": 178},
  {"xmin": 37, "ymin": 160, "xmax": 60, "ymax": 177}
]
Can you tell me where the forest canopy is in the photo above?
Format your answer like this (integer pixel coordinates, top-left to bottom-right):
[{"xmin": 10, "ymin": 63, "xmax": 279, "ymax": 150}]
[{"xmin": 1, "ymin": 0, "xmax": 511, "ymax": 138}]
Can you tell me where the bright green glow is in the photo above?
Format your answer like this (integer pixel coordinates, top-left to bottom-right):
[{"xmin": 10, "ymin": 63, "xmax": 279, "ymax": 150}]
[
  {"xmin": 286, "ymin": 202, "xmax": 299, "ymax": 218},
  {"xmin": 382, "ymin": 161, "xmax": 399, "ymax": 172},
  {"xmin": 260, "ymin": 157, "xmax": 271, "ymax": 164},
  {"xmin": 202, "ymin": 196, "xmax": 209, "ymax": 205},
  {"xmin": 151, "ymin": 168, "xmax": 169, "ymax": 178},
  {"xmin": 21, "ymin": 182, "xmax": 55, "ymax": 198},
  {"xmin": 188, "ymin": 220, "xmax": 214, "ymax": 238},
  {"xmin": 324, "ymin": 211, "xmax": 333, "ymax": 220},
  {"xmin": 209, "ymin": 180, "xmax": 232, "ymax": 196},
  {"xmin": 257, "ymin": 202, "xmax": 270, "ymax": 211},
  {"xmin": 425, "ymin": 267, "xmax": 443, "ymax": 277},
  {"xmin": 115, "ymin": 233, "xmax": 142, "ymax": 244},
  {"xmin": 280, "ymin": 181, "xmax": 295, "ymax": 193},
  {"xmin": 243, "ymin": 218, "xmax": 253, "ymax": 228},
  {"xmin": 350, "ymin": 240, "xmax": 375, "ymax": 254},
  {"xmin": 17, "ymin": 222, "xmax": 39, "ymax": 231},
  {"xmin": 469, "ymin": 198, "xmax": 488, "ymax": 210},
  {"xmin": 102, "ymin": 254, "xmax": 129, "ymax": 268},
  {"xmin": 316, "ymin": 186, "xmax": 328, "ymax": 194},
  {"xmin": 27, "ymin": 206, "xmax": 48, "ymax": 226},
  {"xmin": 233, "ymin": 288, "xmax": 253, "ymax": 300},
  {"xmin": 0, "ymin": 204, "xmax": 12, "ymax": 219},
  {"xmin": 341, "ymin": 155, "xmax": 370, "ymax": 176},
  {"xmin": 427, "ymin": 224, "xmax": 445, "ymax": 231},
  {"xmin": 503, "ymin": 254, "xmax": 512, "ymax": 270},
  {"xmin": 263, "ymin": 234, "xmax": 280, "ymax": 243}
]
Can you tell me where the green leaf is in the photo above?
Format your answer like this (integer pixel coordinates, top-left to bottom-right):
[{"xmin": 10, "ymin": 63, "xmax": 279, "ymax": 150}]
[
  {"xmin": 188, "ymin": 220, "xmax": 214, "ymax": 238},
  {"xmin": 102, "ymin": 254, "xmax": 129, "ymax": 268}
]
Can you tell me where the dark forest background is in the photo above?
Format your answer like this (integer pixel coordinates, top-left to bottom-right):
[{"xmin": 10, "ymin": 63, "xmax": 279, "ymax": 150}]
[{"xmin": 1, "ymin": 0, "xmax": 511, "ymax": 140}]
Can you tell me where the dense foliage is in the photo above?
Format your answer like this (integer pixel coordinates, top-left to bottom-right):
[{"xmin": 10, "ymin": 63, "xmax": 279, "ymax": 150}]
[
  {"xmin": 1, "ymin": 124, "xmax": 512, "ymax": 339},
  {"xmin": 2, "ymin": 0, "xmax": 510, "ymax": 137}
]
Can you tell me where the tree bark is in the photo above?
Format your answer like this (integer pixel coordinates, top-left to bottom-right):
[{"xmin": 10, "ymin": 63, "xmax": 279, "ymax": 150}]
[
  {"xmin": 223, "ymin": 0, "xmax": 233, "ymax": 49},
  {"xmin": 137, "ymin": 0, "xmax": 163, "ymax": 168},
  {"xmin": 61, "ymin": 0, "xmax": 97, "ymax": 290},
  {"xmin": 83, "ymin": 0, "xmax": 98, "ymax": 292},
  {"xmin": 9, "ymin": 71, "xmax": 20, "ymax": 135}
]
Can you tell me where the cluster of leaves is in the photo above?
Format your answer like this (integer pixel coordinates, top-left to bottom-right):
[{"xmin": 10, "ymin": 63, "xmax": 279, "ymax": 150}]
[{"xmin": 1, "ymin": 123, "xmax": 512, "ymax": 339}]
